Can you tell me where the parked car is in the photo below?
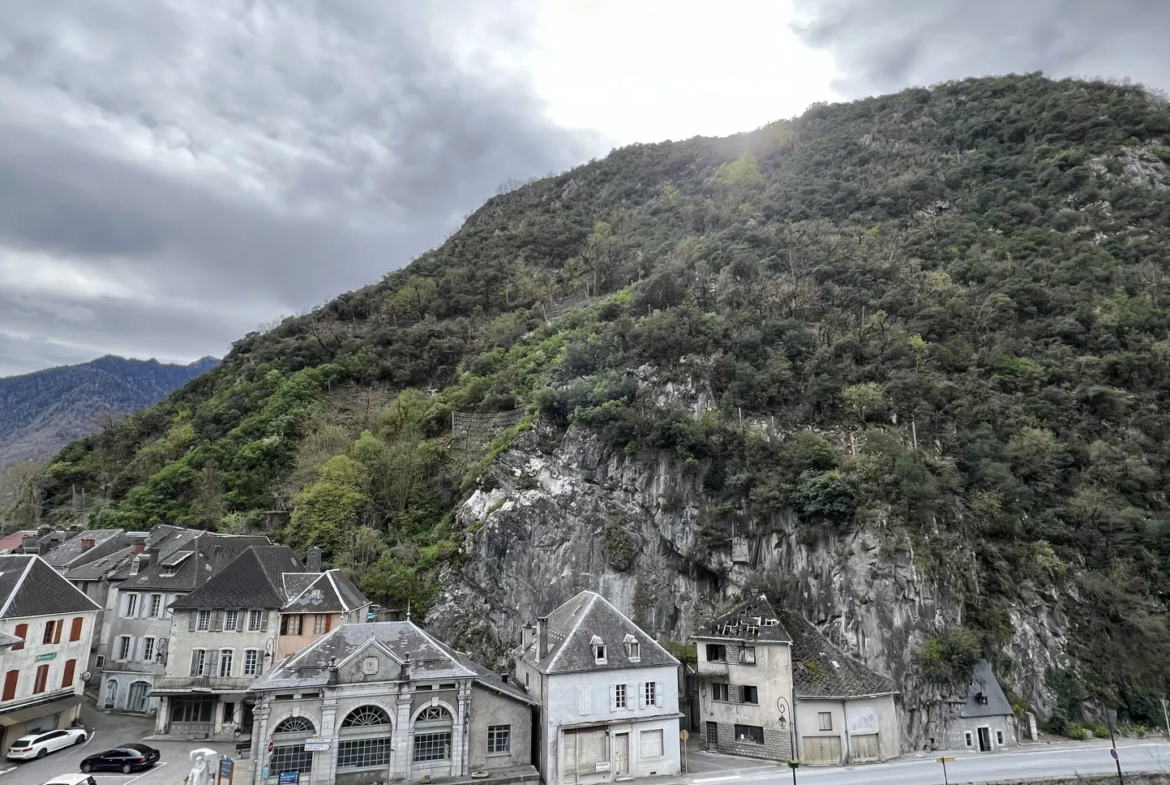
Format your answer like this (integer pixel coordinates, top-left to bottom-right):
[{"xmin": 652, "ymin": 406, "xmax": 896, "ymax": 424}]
[
  {"xmin": 43, "ymin": 774, "xmax": 97, "ymax": 785},
  {"xmin": 6, "ymin": 729, "xmax": 88, "ymax": 760},
  {"xmin": 79, "ymin": 744, "xmax": 160, "ymax": 774}
]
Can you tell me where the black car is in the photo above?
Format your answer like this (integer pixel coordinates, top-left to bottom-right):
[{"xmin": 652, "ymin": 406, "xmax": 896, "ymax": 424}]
[{"xmin": 79, "ymin": 745, "xmax": 160, "ymax": 774}]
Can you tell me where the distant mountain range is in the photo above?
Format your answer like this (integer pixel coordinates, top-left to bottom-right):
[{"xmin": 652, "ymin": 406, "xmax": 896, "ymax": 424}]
[{"xmin": 0, "ymin": 355, "xmax": 220, "ymax": 472}]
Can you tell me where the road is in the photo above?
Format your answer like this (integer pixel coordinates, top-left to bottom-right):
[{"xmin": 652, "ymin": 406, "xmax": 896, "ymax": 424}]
[
  {"xmin": 0, "ymin": 707, "xmax": 236, "ymax": 785},
  {"xmin": 690, "ymin": 740, "xmax": 1170, "ymax": 785}
]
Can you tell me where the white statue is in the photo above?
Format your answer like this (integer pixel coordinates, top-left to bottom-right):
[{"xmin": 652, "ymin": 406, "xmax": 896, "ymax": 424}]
[{"xmin": 187, "ymin": 754, "xmax": 210, "ymax": 785}]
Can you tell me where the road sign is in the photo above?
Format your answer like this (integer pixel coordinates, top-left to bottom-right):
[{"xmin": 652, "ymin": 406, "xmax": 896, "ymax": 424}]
[
  {"xmin": 304, "ymin": 741, "xmax": 330, "ymax": 752},
  {"xmin": 1110, "ymin": 748, "xmax": 1119, "ymax": 761},
  {"xmin": 35, "ymin": 652, "xmax": 56, "ymax": 661},
  {"xmin": 936, "ymin": 757, "xmax": 955, "ymax": 763},
  {"xmin": 219, "ymin": 756, "xmax": 233, "ymax": 785},
  {"xmin": 936, "ymin": 755, "xmax": 953, "ymax": 785},
  {"xmin": 680, "ymin": 730, "xmax": 689, "ymax": 741},
  {"xmin": 277, "ymin": 772, "xmax": 299, "ymax": 785}
]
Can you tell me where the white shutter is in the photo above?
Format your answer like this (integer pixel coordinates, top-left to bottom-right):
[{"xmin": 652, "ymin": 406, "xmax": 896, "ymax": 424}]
[
  {"xmin": 638, "ymin": 683, "xmax": 646, "ymax": 709},
  {"xmin": 609, "ymin": 685, "xmax": 618, "ymax": 712},
  {"xmin": 578, "ymin": 686, "xmax": 591, "ymax": 715},
  {"xmin": 627, "ymin": 684, "xmax": 636, "ymax": 710},
  {"xmin": 654, "ymin": 682, "xmax": 663, "ymax": 708}
]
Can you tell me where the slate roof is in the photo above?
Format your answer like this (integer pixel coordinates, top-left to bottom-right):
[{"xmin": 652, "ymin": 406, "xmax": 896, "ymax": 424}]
[
  {"xmin": 282, "ymin": 570, "xmax": 369, "ymax": 613},
  {"xmin": 251, "ymin": 621, "xmax": 535, "ymax": 705},
  {"xmin": 0, "ymin": 554, "xmax": 102, "ymax": 619},
  {"xmin": 43, "ymin": 529, "xmax": 125, "ymax": 569},
  {"xmin": 960, "ymin": 659, "xmax": 1014, "ymax": 718},
  {"xmin": 692, "ymin": 594, "xmax": 792, "ymax": 644},
  {"xmin": 519, "ymin": 591, "xmax": 679, "ymax": 675},
  {"xmin": 171, "ymin": 545, "xmax": 306, "ymax": 609},
  {"xmin": 779, "ymin": 610, "xmax": 898, "ymax": 699},
  {"xmin": 63, "ymin": 545, "xmax": 137, "ymax": 582},
  {"xmin": 117, "ymin": 531, "xmax": 270, "ymax": 592}
]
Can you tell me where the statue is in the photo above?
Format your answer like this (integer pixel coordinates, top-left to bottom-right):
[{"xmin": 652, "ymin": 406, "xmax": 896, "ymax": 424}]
[{"xmin": 187, "ymin": 753, "xmax": 210, "ymax": 785}]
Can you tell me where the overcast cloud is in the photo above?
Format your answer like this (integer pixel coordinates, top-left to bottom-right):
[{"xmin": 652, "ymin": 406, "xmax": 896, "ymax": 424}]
[
  {"xmin": 792, "ymin": 0, "xmax": 1170, "ymax": 98},
  {"xmin": 0, "ymin": 0, "xmax": 605, "ymax": 376}
]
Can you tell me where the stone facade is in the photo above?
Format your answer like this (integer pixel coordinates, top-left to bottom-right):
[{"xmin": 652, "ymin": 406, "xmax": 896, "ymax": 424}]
[{"xmin": 707, "ymin": 723, "xmax": 792, "ymax": 760}]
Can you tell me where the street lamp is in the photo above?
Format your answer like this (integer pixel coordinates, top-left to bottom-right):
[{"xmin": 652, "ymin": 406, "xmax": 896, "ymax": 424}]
[{"xmin": 776, "ymin": 697, "xmax": 798, "ymax": 784}]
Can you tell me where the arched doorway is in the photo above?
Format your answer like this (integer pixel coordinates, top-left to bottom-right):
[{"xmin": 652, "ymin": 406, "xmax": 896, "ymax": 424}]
[
  {"xmin": 268, "ymin": 716, "xmax": 316, "ymax": 780},
  {"xmin": 128, "ymin": 681, "xmax": 151, "ymax": 713},
  {"xmin": 338, "ymin": 705, "xmax": 392, "ymax": 773}
]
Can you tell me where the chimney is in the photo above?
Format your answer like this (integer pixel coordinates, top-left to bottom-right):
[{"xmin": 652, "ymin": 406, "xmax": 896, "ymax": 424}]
[
  {"xmin": 81, "ymin": 538, "xmax": 96, "ymax": 553},
  {"xmin": 400, "ymin": 654, "xmax": 412, "ymax": 683},
  {"xmin": 38, "ymin": 540, "xmax": 51, "ymax": 555},
  {"xmin": 536, "ymin": 617, "xmax": 549, "ymax": 659},
  {"xmin": 306, "ymin": 546, "xmax": 322, "ymax": 572},
  {"xmin": 146, "ymin": 546, "xmax": 159, "ymax": 566},
  {"xmin": 133, "ymin": 542, "xmax": 145, "ymax": 555}
]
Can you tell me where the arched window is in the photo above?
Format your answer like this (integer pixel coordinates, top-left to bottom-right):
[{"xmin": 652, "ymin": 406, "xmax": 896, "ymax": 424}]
[
  {"xmin": 413, "ymin": 706, "xmax": 453, "ymax": 763},
  {"xmin": 269, "ymin": 716, "xmax": 316, "ymax": 779},
  {"xmin": 338, "ymin": 706, "xmax": 392, "ymax": 770},
  {"xmin": 128, "ymin": 681, "xmax": 151, "ymax": 713}
]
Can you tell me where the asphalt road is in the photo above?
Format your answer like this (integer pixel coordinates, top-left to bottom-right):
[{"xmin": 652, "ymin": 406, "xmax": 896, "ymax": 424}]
[
  {"xmin": 691, "ymin": 740, "xmax": 1170, "ymax": 785},
  {"xmin": 0, "ymin": 708, "xmax": 235, "ymax": 785}
]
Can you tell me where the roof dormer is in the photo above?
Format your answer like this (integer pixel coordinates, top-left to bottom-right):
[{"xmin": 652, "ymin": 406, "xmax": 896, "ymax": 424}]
[{"xmin": 590, "ymin": 635, "xmax": 607, "ymax": 664}]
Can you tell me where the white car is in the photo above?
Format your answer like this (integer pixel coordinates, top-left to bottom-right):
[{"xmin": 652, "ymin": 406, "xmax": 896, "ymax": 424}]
[
  {"xmin": 43, "ymin": 775, "xmax": 97, "ymax": 785},
  {"xmin": 6, "ymin": 728, "xmax": 88, "ymax": 760}
]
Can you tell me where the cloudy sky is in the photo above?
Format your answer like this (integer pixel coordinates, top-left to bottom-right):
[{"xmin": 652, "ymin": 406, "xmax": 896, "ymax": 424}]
[{"xmin": 0, "ymin": 0, "xmax": 1166, "ymax": 376}]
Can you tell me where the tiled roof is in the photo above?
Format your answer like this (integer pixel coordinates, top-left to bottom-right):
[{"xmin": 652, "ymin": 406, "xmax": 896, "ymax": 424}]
[
  {"xmin": 960, "ymin": 659, "xmax": 1014, "ymax": 718},
  {"xmin": 43, "ymin": 529, "xmax": 125, "ymax": 568},
  {"xmin": 251, "ymin": 621, "xmax": 535, "ymax": 705},
  {"xmin": 118, "ymin": 532, "xmax": 270, "ymax": 592},
  {"xmin": 519, "ymin": 591, "xmax": 679, "ymax": 675},
  {"xmin": 171, "ymin": 545, "xmax": 305, "ymax": 609},
  {"xmin": 779, "ymin": 611, "xmax": 898, "ymax": 699},
  {"xmin": 63, "ymin": 545, "xmax": 137, "ymax": 582},
  {"xmin": 0, "ymin": 554, "xmax": 102, "ymax": 619},
  {"xmin": 0, "ymin": 531, "xmax": 34, "ymax": 554},
  {"xmin": 692, "ymin": 594, "xmax": 792, "ymax": 643},
  {"xmin": 282, "ymin": 570, "xmax": 369, "ymax": 613}
]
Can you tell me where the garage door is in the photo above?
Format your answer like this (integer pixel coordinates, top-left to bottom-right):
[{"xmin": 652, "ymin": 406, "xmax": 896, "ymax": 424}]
[
  {"xmin": 850, "ymin": 733, "xmax": 880, "ymax": 762},
  {"xmin": 802, "ymin": 735, "xmax": 842, "ymax": 765},
  {"xmin": 562, "ymin": 728, "xmax": 608, "ymax": 784}
]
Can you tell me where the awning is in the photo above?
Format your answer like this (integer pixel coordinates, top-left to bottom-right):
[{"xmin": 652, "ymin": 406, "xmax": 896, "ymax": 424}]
[{"xmin": 0, "ymin": 695, "xmax": 82, "ymax": 726}]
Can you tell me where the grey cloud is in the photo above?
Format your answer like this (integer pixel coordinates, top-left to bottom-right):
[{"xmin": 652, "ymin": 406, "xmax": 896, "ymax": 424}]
[
  {"xmin": 0, "ymin": 0, "xmax": 608, "ymax": 376},
  {"xmin": 792, "ymin": 0, "xmax": 1170, "ymax": 98}
]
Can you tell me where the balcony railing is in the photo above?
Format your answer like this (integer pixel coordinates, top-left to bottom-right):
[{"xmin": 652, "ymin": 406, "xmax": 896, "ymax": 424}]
[
  {"xmin": 153, "ymin": 675, "xmax": 254, "ymax": 693},
  {"xmin": 696, "ymin": 661, "xmax": 729, "ymax": 676}
]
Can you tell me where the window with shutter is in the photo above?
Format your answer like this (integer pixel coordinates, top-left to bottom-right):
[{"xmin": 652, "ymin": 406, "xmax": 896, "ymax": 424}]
[
  {"xmin": 654, "ymin": 682, "xmax": 664, "ymax": 707},
  {"xmin": 212, "ymin": 610, "xmax": 223, "ymax": 632},
  {"xmin": 69, "ymin": 617, "xmax": 83, "ymax": 642},
  {"xmin": 62, "ymin": 659, "xmax": 77, "ymax": 689},
  {"xmin": 577, "ymin": 686, "xmax": 591, "ymax": 715},
  {"xmin": 637, "ymin": 683, "xmax": 646, "ymax": 709},
  {"xmin": 53, "ymin": 619, "xmax": 63, "ymax": 644},
  {"xmin": 12, "ymin": 623, "xmax": 26, "ymax": 650},
  {"xmin": 33, "ymin": 664, "xmax": 49, "ymax": 694},
  {"xmin": 189, "ymin": 611, "xmax": 197, "ymax": 632},
  {"xmin": 2, "ymin": 670, "xmax": 18, "ymax": 701}
]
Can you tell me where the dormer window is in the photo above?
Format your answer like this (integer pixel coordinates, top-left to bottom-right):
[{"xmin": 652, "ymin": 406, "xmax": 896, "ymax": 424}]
[
  {"xmin": 624, "ymin": 634, "xmax": 640, "ymax": 662},
  {"xmin": 129, "ymin": 557, "xmax": 140, "ymax": 576},
  {"xmin": 590, "ymin": 635, "xmax": 606, "ymax": 664}
]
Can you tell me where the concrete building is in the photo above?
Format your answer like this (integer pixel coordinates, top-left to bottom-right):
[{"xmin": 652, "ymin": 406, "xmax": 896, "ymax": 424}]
[
  {"xmin": 98, "ymin": 529, "xmax": 270, "ymax": 715},
  {"xmin": 947, "ymin": 659, "xmax": 1018, "ymax": 752},
  {"xmin": 779, "ymin": 611, "xmax": 900, "ymax": 765},
  {"xmin": 248, "ymin": 621, "xmax": 538, "ymax": 785},
  {"xmin": 0, "ymin": 554, "xmax": 101, "ymax": 750},
  {"xmin": 515, "ymin": 591, "xmax": 683, "ymax": 785},
  {"xmin": 691, "ymin": 594, "xmax": 796, "ymax": 762}
]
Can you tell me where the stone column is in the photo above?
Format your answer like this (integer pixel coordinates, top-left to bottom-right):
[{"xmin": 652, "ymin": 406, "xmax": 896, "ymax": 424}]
[
  {"xmin": 454, "ymin": 684, "xmax": 470, "ymax": 776},
  {"xmin": 253, "ymin": 700, "xmax": 271, "ymax": 785},
  {"xmin": 394, "ymin": 689, "xmax": 414, "ymax": 781},
  {"xmin": 155, "ymin": 696, "xmax": 169, "ymax": 734},
  {"xmin": 315, "ymin": 695, "xmax": 338, "ymax": 785}
]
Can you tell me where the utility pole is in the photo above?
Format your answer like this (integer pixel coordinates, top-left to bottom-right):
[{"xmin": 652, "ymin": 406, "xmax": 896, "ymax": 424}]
[{"xmin": 1162, "ymin": 698, "xmax": 1170, "ymax": 740}]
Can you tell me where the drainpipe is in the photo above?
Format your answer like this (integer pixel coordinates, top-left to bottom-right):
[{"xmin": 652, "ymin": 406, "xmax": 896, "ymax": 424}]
[{"xmin": 841, "ymin": 700, "xmax": 851, "ymax": 765}]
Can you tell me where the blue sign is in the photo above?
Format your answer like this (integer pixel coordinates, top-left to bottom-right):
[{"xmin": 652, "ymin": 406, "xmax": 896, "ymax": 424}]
[
  {"xmin": 220, "ymin": 758, "xmax": 234, "ymax": 780},
  {"xmin": 278, "ymin": 772, "xmax": 300, "ymax": 785}
]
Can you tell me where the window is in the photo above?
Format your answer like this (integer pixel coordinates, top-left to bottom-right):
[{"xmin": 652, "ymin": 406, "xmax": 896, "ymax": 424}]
[
  {"xmin": 12, "ymin": 623, "xmax": 26, "ymax": 651},
  {"xmin": 149, "ymin": 594, "xmax": 162, "ymax": 618},
  {"xmin": 95, "ymin": 655, "xmax": 105, "ymax": 669},
  {"xmin": 733, "ymin": 724, "xmax": 764, "ymax": 745},
  {"xmin": 62, "ymin": 659, "xmax": 77, "ymax": 689},
  {"xmin": 197, "ymin": 610, "xmax": 211, "ymax": 631},
  {"xmin": 739, "ymin": 646, "xmax": 756, "ymax": 664},
  {"xmin": 614, "ymin": 684, "xmax": 627, "ymax": 710},
  {"xmin": 69, "ymin": 617, "xmax": 84, "ymax": 642},
  {"xmin": 190, "ymin": 649, "xmax": 207, "ymax": 677},
  {"xmin": 644, "ymin": 682, "xmax": 657, "ymax": 707},
  {"xmin": 640, "ymin": 729, "xmax": 664, "ymax": 758},
  {"xmin": 224, "ymin": 610, "xmax": 238, "ymax": 631},
  {"xmin": 314, "ymin": 614, "xmax": 330, "ymax": 635},
  {"xmin": 269, "ymin": 745, "xmax": 313, "ymax": 776},
  {"xmin": 124, "ymin": 594, "xmax": 139, "ymax": 618},
  {"xmin": 593, "ymin": 643, "xmax": 606, "ymax": 662},
  {"xmin": 818, "ymin": 712, "xmax": 833, "ymax": 732},
  {"xmin": 281, "ymin": 615, "xmax": 303, "ymax": 636},
  {"xmin": 130, "ymin": 557, "xmax": 140, "ymax": 576},
  {"xmin": 3, "ymin": 670, "xmax": 17, "ymax": 701},
  {"xmin": 223, "ymin": 702, "xmax": 235, "ymax": 723},
  {"xmin": 705, "ymin": 721, "xmax": 719, "ymax": 747},
  {"xmin": 488, "ymin": 725, "xmax": 511, "ymax": 755},
  {"xmin": 343, "ymin": 706, "xmax": 392, "ymax": 728},
  {"xmin": 964, "ymin": 731, "xmax": 973, "ymax": 748},
  {"xmin": 706, "ymin": 644, "xmax": 726, "ymax": 662},
  {"xmin": 43, "ymin": 620, "xmax": 58, "ymax": 644},
  {"xmin": 712, "ymin": 683, "xmax": 730, "ymax": 702},
  {"xmin": 996, "ymin": 730, "xmax": 1004, "ymax": 746},
  {"xmin": 248, "ymin": 610, "xmax": 263, "ymax": 631},
  {"xmin": 337, "ymin": 738, "xmax": 390, "ymax": 770},
  {"xmin": 33, "ymin": 664, "xmax": 49, "ymax": 694},
  {"xmin": 218, "ymin": 649, "xmax": 234, "ymax": 678},
  {"xmin": 624, "ymin": 635, "xmax": 640, "ymax": 661},
  {"xmin": 53, "ymin": 618, "xmax": 62, "ymax": 644},
  {"xmin": 117, "ymin": 636, "xmax": 132, "ymax": 661},
  {"xmin": 413, "ymin": 732, "xmax": 452, "ymax": 762},
  {"xmin": 739, "ymin": 685, "xmax": 759, "ymax": 705},
  {"xmin": 243, "ymin": 650, "xmax": 259, "ymax": 676},
  {"xmin": 142, "ymin": 637, "xmax": 156, "ymax": 663}
]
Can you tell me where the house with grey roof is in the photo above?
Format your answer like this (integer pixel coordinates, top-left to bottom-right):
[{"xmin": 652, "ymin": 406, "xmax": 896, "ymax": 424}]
[
  {"xmin": 97, "ymin": 529, "xmax": 271, "ymax": 716},
  {"xmin": 691, "ymin": 593, "xmax": 796, "ymax": 763},
  {"xmin": 248, "ymin": 621, "xmax": 538, "ymax": 785},
  {"xmin": 0, "ymin": 554, "xmax": 101, "ymax": 751},
  {"xmin": 515, "ymin": 590, "xmax": 683, "ymax": 785},
  {"xmin": 946, "ymin": 659, "xmax": 1017, "ymax": 752},
  {"xmin": 779, "ymin": 610, "xmax": 901, "ymax": 764}
]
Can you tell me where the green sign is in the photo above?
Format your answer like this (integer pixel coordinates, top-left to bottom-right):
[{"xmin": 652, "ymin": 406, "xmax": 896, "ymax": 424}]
[{"xmin": 35, "ymin": 652, "xmax": 56, "ymax": 661}]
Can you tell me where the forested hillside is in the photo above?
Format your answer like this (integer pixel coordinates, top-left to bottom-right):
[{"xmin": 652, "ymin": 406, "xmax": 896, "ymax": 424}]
[
  {"xmin": 29, "ymin": 74, "xmax": 1170, "ymax": 729},
  {"xmin": 0, "ymin": 355, "xmax": 219, "ymax": 472}
]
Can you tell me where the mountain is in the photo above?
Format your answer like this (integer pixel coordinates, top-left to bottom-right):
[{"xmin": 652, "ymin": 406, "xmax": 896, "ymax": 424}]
[
  {"xmin": 31, "ymin": 74, "xmax": 1170, "ymax": 739},
  {"xmin": 0, "ymin": 355, "xmax": 220, "ymax": 471}
]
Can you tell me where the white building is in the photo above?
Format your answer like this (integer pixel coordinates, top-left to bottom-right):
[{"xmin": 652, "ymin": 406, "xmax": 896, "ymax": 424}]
[
  {"xmin": 0, "ymin": 554, "xmax": 101, "ymax": 750},
  {"xmin": 945, "ymin": 659, "xmax": 1018, "ymax": 753},
  {"xmin": 515, "ymin": 591, "xmax": 683, "ymax": 785}
]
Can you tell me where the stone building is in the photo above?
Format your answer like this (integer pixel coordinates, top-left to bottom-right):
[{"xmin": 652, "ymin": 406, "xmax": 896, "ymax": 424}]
[
  {"xmin": 248, "ymin": 621, "xmax": 537, "ymax": 785},
  {"xmin": 946, "ymin": 659, "xmax": 1018, "ymax": 752}
]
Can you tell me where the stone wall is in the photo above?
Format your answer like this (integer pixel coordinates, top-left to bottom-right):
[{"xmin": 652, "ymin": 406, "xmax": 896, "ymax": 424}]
[{"xmin": 710, "ymin": 723, "xmax": 791, "ymax": 761}]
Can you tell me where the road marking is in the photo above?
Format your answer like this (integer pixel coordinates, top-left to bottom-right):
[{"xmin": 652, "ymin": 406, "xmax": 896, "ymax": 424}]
[
  {"xmin": 0, "ymin": 767, "xmax": 14, "ymax": 777},
  {"xmin": 91, "ymin": 762, "xmax": 167, "ymax": 785},
  {"xmin": 80, "ymin": 731, "xmax": 96, "ymax": 749},
  {"xmin": 692, "ymin": 776, "xmax": 741, "ymax": 783}
]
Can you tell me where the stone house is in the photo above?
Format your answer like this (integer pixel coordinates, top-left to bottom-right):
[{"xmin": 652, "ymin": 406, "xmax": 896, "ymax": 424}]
[
  {"xmin": 0, "ymin": 554, "xmax": 101, "ymax": 750},
  {"xmin": 779, "ymin": 610, "xmax": 900, "ymax": 764},
  {"xmin": 515, "ymin": 590, "xmax": 683, "ymax": 785},
  {"xmin": 947, "ymin": 659, "xmax": 1017, "ymax": 752},
  {"xmin": 247, "ymin": 621, "xmax": 537, "ymax": 785},
  {"xmin": 98, "ymin": 528, "xmax": 270, "ymax": 715}
]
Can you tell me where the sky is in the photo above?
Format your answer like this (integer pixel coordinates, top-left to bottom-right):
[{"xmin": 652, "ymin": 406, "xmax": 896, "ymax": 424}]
[{"xmin": 0, "ymin": 0, "xmax": 1167, "ymax": 377}]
